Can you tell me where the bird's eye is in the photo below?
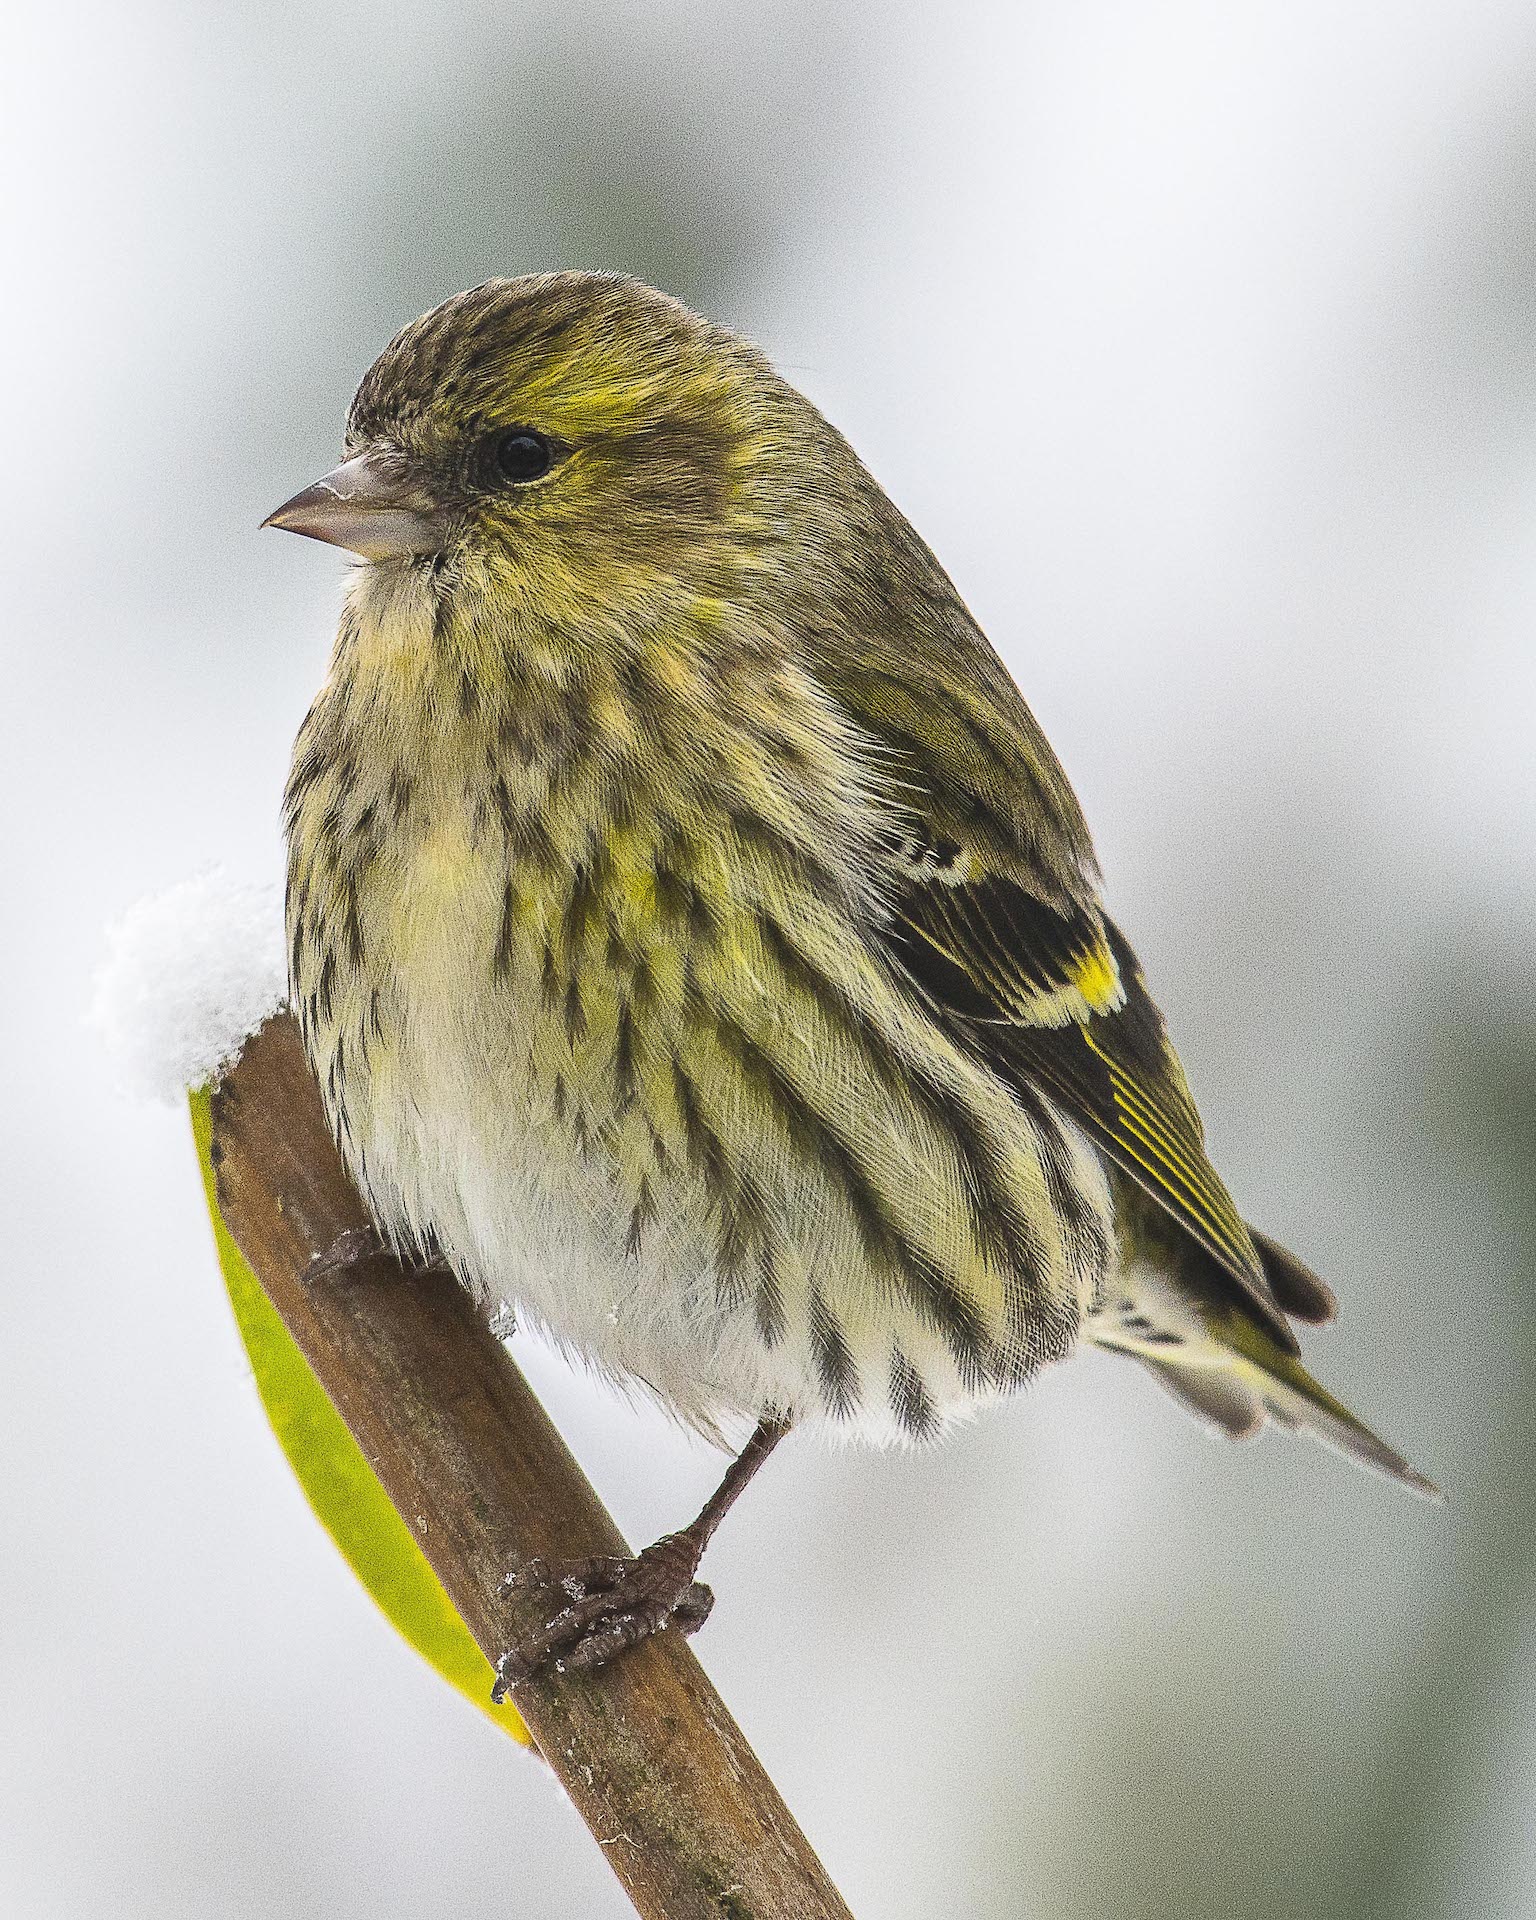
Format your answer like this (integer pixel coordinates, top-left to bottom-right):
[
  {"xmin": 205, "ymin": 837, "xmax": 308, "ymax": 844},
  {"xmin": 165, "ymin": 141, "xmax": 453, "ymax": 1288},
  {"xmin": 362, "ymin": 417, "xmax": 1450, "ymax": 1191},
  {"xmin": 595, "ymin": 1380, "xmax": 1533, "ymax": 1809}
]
[{"xmin": 487, "ymin": 428, "xmax": 554, "ymax": 486}]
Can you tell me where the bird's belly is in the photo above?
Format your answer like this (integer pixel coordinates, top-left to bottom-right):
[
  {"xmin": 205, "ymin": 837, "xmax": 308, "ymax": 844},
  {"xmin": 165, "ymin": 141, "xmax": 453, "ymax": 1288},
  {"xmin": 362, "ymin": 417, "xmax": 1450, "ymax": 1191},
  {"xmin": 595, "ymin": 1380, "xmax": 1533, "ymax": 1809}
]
[
  {"xmin": 355, "ymin": 1045, "xmax": 748, "ymax": 1424},
  {"xmin": 302, "ymin": 789, "xmax": 1106, "ymax": 1443},
  {"xmin": 323, "ymin": 823, "xmax": 775, "ymax": 1431}
]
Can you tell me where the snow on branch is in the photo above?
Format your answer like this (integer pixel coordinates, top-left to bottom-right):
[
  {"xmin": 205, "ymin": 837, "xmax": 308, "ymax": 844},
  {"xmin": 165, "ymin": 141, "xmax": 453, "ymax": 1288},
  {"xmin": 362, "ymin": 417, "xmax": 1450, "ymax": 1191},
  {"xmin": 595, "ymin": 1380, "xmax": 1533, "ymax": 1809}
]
[{"xmin": 91, "ymin": 872, "xmax": 286, "ymax": 1102}]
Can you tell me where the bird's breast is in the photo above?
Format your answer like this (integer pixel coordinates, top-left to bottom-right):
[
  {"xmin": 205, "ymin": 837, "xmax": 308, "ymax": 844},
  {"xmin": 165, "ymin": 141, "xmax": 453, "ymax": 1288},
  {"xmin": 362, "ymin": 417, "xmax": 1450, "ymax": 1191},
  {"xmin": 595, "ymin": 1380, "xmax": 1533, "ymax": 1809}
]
[{"xmin": 284, "ymin": 603, "xmax": 1109, "ymax": 1439}]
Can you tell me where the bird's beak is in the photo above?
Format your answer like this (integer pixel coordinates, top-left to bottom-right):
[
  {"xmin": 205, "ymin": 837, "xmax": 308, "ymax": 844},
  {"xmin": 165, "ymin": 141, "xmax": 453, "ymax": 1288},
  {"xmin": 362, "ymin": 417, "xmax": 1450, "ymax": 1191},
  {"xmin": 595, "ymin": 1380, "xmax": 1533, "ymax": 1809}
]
[{"xmin": 262, "ymin": 451, "xmax": 448, "ymax": 560}]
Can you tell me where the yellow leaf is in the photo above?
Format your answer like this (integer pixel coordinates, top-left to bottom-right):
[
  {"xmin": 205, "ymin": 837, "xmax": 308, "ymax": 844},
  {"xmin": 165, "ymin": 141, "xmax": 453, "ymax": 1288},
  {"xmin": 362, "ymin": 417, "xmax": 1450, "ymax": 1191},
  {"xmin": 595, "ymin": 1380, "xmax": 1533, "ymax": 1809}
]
[{"xmin": 189, "ymin": 1087, "xmax": 531, "ymax": 1744}]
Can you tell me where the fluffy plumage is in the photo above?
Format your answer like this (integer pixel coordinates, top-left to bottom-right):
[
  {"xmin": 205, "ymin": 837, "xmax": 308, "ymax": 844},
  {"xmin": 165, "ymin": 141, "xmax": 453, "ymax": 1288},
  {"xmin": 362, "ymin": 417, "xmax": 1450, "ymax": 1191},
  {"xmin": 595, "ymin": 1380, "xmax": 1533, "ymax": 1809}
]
[{"xmin": 280, "ymin": 272, "xmax": 1430, "ymax": 1488}]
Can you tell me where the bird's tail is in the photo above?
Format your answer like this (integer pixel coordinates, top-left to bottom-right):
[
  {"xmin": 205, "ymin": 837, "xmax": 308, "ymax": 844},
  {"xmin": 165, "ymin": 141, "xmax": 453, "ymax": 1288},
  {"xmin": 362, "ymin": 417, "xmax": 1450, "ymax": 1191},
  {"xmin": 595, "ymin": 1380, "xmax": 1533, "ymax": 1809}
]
[{"xmin": 1089, "ymin": 1261, "xmax": 1439, "ymax": 1499}]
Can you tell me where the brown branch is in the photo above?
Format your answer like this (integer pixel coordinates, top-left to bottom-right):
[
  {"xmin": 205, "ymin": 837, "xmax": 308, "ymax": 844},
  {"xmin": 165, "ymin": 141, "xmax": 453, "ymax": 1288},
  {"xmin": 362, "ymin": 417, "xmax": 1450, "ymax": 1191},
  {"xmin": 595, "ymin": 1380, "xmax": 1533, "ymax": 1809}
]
[{"xmin": 208, "ymin": 1011, "xmax": 853, "ymax": 1920}]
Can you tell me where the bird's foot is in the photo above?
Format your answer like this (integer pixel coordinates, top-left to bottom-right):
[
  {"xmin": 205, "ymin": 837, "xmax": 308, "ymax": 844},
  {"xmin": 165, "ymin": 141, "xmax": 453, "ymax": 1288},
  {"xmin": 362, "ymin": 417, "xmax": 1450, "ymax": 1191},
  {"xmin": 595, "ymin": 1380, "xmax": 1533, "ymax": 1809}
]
[
  {"xmin": 305, "ymin": 1226, "xmax": 451, "ymax": 1286},
  {"xmin": 304, "ymin": 1225, "xmax": 386, "ymax": 1284},
  {"xmin": 492, "ymin": 1535, "xmax": 714, "ymax": 1696}
]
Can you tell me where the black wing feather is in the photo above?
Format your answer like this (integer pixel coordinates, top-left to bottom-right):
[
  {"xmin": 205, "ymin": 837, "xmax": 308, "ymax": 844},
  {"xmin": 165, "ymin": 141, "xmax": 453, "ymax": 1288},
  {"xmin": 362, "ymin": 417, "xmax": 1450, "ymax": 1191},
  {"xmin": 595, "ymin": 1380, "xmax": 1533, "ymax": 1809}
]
[{"xmin": 885, "ymin": 888, "xmax": 1299, "ymax": 1350}]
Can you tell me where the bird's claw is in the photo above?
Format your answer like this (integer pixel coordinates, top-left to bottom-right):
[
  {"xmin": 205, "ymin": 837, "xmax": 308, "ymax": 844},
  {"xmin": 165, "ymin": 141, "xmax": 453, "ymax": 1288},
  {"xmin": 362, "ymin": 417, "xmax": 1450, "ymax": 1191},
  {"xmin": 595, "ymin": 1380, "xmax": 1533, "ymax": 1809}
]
[
  {"xmin": 305, "ymin": 1227, "xmax": 451, "ymax": 1286},
  {"xmin": 304, "ymin": 1225, "xmax": 386, "ymax": 1284},
  {"xmin": 492, "ymin": 1537, "xmax": 714, "ymax": 1698}
]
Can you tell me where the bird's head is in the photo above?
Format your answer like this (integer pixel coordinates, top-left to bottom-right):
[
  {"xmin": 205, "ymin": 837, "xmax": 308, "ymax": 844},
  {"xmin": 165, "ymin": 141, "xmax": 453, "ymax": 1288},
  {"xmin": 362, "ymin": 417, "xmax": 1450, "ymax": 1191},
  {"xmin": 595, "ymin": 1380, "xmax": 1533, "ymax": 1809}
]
[{"xmin": 265, "ymin": 273, "xmax": 819, "ymax": 628}]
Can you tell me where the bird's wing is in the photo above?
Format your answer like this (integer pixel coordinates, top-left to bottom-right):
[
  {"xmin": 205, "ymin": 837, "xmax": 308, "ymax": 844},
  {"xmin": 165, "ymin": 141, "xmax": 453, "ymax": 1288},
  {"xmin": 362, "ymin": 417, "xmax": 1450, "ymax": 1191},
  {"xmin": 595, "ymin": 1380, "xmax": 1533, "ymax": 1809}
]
[
  {"xmin": 808, "ymin": 626, "xmax": 1295, "ymax": 1344},
  {"xmin": 881, "ymin": 851, "xmax": 1294, "ymax": 1344}
]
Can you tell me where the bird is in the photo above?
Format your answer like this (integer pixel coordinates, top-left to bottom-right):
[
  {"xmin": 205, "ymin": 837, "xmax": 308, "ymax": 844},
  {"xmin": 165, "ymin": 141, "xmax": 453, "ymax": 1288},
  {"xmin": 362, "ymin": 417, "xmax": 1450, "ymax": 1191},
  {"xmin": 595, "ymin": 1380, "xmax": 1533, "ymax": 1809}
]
[{"xmin": 265, "ymin": 272, "xmax": 1435, "ymax": 1687}]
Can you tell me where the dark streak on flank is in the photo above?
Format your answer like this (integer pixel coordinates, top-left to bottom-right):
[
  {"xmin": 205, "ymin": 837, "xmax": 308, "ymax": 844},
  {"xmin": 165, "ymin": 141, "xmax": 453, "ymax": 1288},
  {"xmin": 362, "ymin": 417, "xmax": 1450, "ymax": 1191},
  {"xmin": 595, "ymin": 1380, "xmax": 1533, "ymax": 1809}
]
[
  {"xmin": 614, "ymin": 1000, "xmax": 639, "ymax": 1109},
  {"xmin": 751, "ymin": 1249, "xmax": 785, "ymax": 1348},
  {"xmin": 625, "ymin": 1172, "xmax": 654, "ymax": 1258},
  {"xmin": 652, "ymin": 826, "xmax": 719, "ymax": 943},
  {"xmin": 628, "ymin": 951, "xmax": 658, "ymax": 1018},
  {"xmin": 563, "ymin": 976, "xmax": 586, "ymax": 1046},
  {"xmin": 561, "ymin": 847, "xmax": 607, "ymax": 960},
  {"xmin": 702, "ymin": 998, "xmax": 997, "ymax": 1390},
  {"xmin": 671, "ymin": 1056, "xmax": 781, "ymax": 1337},
  {"xmin": 493, "ymin": 878, "xmax": 518, "ymax": 977},
  {"xmin": 808, "ymin": 1286, "xmax": 857, "ymax": 1417},
  {"xmin": 1011, "ymin": 1079, "xmax": 1112, "ymax": 1281},
  {"xmin": 890, "ymin": 1348, "xmax": 939, "ymax": 1440},
  {"xmin": 756, "ymin": 910, "xmax": 1055, "ymax": 1308},
  {"xmin": 315, "ymin": 949, "xmax": 337, "ymax": 1025}
]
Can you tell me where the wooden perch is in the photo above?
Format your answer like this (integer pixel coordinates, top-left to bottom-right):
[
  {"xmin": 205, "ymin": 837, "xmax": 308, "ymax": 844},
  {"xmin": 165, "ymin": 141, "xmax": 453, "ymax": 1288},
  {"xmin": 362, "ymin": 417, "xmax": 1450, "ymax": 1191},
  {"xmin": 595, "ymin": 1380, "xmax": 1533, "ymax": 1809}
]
[{"xmin": 208, "ymin": 1010, "xmax": 853, "ymax": 1920}]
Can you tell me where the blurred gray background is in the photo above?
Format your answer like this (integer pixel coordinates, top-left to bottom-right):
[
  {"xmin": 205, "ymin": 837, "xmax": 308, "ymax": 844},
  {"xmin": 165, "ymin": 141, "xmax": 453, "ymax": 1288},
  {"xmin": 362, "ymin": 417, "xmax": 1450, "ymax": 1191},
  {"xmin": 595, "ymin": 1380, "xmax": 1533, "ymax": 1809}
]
[{"xmin": 4, "ymin": 1, "xmax": 1534, "ymax": 1914}]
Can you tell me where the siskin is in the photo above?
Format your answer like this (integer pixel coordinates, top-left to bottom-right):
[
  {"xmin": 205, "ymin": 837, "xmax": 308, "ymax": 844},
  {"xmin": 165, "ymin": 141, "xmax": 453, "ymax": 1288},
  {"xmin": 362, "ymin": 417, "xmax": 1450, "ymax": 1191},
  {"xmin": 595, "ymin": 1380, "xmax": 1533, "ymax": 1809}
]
[{"xmin": 267, "ymin": 273, "xmax": 1435, "ymax": 1684}]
